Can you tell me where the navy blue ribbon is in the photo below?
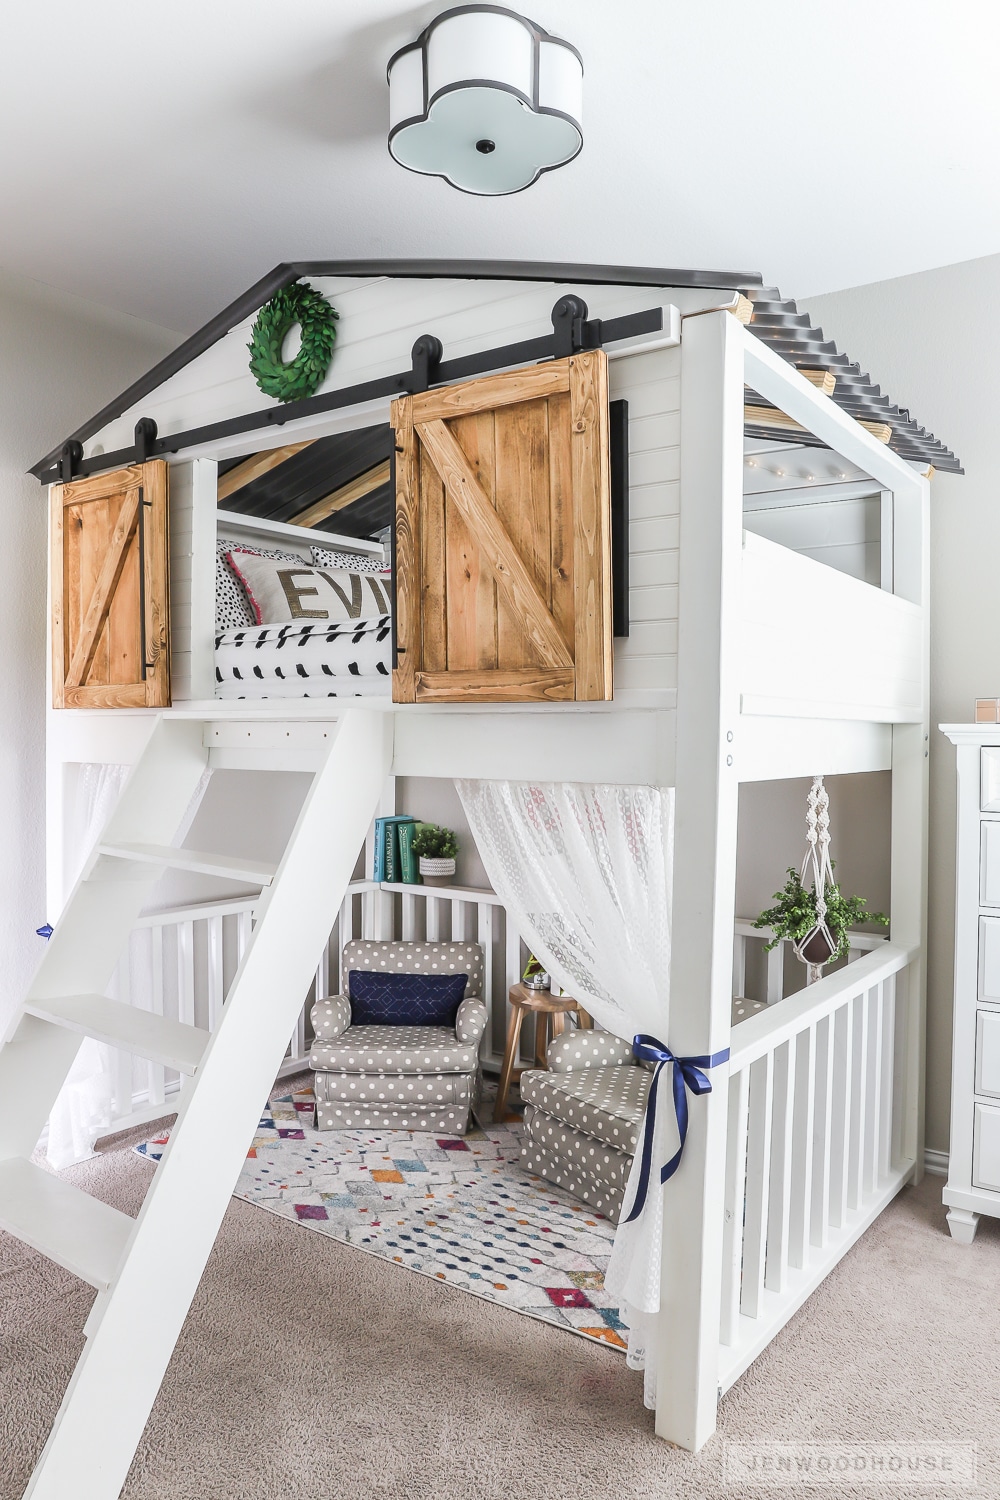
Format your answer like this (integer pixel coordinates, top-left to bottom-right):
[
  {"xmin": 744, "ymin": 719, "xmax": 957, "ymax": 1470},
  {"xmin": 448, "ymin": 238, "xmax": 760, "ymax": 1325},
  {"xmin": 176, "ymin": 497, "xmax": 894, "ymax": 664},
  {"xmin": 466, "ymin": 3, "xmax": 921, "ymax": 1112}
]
[{"xmin": 621, "ymin": 1035, "xmax": 730, "ymax": 1225}]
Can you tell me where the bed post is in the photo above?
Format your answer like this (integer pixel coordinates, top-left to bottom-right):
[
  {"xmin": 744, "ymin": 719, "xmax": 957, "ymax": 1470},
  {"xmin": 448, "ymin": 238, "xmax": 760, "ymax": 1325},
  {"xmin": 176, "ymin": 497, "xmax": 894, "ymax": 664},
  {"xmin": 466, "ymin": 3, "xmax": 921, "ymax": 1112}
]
[
  {"xmin": 654, "ymin": 309, "xmax": 744, "ymax": 1449},
  {"xmin": 890, "ymin": 470, "xmax": 930, "ymax": 1183}
]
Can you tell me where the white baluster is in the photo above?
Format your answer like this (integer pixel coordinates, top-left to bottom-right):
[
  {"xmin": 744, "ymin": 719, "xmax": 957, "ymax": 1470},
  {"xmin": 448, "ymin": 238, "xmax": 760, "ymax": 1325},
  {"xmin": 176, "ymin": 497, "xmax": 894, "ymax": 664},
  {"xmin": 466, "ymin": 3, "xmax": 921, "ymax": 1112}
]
[
  {"xmin": 426, "ymin": 897, "xmax": 442, "ymax": 942},
  {"xmin": 720, "ymin": 1066, "xmax": 750, "ymax": 1345},
  {"xmin": 828, "ymin": 1000, "xmax": 855, "ymax": 1230},
  {"xmin": 148, "ymin": 925, "xmax": 166, "ymax": 1111},
  {"xmin": 765, "ymin": 1039, "xmax": 795, "ymax": 1295},
  {"xmin": 847, "ymin": 989, "xmax": 869, "ymax": 1212},
  {"xmin": 811, "ymin": 1013, "xmax": 835, "ymax": 1249},
  {"xmin": 402, "ymin": 891, "xmax": 417, "ymax": 940},
  {"xmin": 207, "ymin": 917, "xmax": 224, "ymax": 1032},
  {"xmin": 740, "ymin": 1051, "xmax": 774, "ymax": 1320},
  {"xmin": 864, "ymin": 981, "xmax": 885, "ymax": 1194},
  {"xmin": 880, "ymin": 973, "xmax": 897, "ymax": 1178},
  {"xmin": 766, "ymin": 943, "xmax": 784, "ymax": 1004},
  {"xmin": 788, "ymin": 1024, "xmax": 816, "ymax": 1269}
]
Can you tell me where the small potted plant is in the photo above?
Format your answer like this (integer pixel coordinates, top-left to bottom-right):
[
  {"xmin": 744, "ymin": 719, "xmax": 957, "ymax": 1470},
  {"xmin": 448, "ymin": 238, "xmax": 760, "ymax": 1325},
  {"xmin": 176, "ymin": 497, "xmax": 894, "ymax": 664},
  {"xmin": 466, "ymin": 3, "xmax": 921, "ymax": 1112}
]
[
  {"xmin": 753, "ymin": 865, "xmax": 889, "ymax": 983},
  {"xmin": 412, "ymin": 823, "xmax": 459, "ymax": 886},
  {"xmin": 522, "ymin": 953, "xmax": 551, "ymax": 991}
]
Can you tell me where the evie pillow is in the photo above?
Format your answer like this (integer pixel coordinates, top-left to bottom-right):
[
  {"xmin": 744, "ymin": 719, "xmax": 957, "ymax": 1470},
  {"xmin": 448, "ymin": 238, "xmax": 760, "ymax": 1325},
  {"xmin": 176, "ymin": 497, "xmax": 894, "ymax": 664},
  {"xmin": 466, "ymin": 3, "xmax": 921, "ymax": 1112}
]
[
  {"xmin": 348, "ymin": 970, "xmax": 468, "ymax": 1027},
  {"xmin": 310, "ymin": 545, "xmax": 389, "ymax": 576},
  {"xmin": 226, "ymin": 551, "xmax": 394, "ymax": 626},
  {"xmin": 215, "ymin": 538, "xmax": 307, "ymax": 630}
]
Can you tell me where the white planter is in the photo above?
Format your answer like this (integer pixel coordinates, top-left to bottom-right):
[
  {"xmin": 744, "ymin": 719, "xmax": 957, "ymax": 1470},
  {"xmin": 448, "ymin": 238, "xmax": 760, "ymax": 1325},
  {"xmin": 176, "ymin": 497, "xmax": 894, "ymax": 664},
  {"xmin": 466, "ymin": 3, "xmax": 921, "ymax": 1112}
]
[{"xmin": 419, "ymin": 855, "xmax": 456, "ymax": 887}]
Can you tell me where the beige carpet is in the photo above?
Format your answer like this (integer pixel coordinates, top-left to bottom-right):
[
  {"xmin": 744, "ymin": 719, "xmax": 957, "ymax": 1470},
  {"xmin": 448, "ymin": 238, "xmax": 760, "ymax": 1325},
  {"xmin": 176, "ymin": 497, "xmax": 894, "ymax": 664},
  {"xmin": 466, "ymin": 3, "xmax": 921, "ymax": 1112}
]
[{"xmin": 2, "ymin": 1116, "xmax": 999, "ymax": 1500}]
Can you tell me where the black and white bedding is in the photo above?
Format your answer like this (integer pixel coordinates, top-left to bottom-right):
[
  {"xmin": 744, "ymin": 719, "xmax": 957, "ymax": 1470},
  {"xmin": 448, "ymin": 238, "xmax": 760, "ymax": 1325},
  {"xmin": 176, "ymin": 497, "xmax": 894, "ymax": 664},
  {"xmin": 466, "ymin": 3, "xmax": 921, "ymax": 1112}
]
[{"xmin": 215, "ymin": 617, "xmax": 392, "ymax": 699}]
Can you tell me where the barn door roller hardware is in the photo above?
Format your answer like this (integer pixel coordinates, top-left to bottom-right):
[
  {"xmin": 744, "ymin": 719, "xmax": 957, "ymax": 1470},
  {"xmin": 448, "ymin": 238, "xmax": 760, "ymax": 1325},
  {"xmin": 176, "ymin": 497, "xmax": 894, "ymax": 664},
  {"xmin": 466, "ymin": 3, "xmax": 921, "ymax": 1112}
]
[
  {"xmin": 134, "ymin": 417, "xmax": 158, "ymax": 463},
  {"xmin": 42, "ymin": 298, "xmax": 665, "ymax": 484}
]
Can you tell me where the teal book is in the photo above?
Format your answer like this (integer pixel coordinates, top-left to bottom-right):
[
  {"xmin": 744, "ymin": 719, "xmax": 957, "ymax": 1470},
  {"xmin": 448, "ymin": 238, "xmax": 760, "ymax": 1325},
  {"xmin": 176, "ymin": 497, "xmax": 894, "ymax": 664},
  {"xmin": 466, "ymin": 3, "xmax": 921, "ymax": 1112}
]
[
  {"xmin": 398, "ymin": 820, "xmax": 418, "ymax": 884},
  {"xmin": 375, "ymin": 815, "xmax": 414, "ymax": 884}
]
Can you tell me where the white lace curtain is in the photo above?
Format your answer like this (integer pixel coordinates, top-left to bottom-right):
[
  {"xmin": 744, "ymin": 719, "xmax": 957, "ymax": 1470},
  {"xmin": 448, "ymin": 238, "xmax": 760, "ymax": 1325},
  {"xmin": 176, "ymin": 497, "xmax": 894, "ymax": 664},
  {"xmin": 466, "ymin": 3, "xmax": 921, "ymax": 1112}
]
[
  {"xmin": 46, "ymin": 762, "xmax": 211, "ymax": 1169},
  {"xmin": 46, "ymin": 763, "xmax": 130, "ymax": 1169},
  {"xmin": 456, "ymin": 780, "xmax": 677, "ymax": 1406}
]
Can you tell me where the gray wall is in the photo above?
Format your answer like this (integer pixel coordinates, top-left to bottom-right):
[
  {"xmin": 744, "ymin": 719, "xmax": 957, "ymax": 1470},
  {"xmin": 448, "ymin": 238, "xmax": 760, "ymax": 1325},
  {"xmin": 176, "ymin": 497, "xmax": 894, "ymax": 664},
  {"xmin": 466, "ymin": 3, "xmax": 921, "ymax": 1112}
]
[
  {"xmin": 807, "ymin": 254, "xmax": 1000, "ymax": 1155},
  {"xmin": 0, "ymin": 268, "xmax": 175, "ymax": 1020}
]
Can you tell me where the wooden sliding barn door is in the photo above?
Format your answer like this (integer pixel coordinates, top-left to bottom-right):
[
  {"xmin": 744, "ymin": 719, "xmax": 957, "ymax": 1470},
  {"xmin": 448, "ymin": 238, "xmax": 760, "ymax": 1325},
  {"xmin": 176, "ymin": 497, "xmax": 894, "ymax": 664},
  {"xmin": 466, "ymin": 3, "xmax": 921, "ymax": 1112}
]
[
  {"xmin": 392, "ymin": 350, "xmax": 613, "ymax": 703},
  {"xmin": 51, "ymin": 461, "xmax": 170, "ymax": 708}
]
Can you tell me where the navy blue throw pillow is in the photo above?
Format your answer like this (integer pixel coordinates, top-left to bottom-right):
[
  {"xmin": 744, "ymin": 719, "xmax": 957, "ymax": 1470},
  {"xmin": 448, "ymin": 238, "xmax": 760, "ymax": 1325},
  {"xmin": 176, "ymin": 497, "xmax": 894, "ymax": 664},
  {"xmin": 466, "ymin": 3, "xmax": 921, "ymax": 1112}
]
[{"xmin": 348, "ymin": 970, "xmax": 468, "ymax": 1027}]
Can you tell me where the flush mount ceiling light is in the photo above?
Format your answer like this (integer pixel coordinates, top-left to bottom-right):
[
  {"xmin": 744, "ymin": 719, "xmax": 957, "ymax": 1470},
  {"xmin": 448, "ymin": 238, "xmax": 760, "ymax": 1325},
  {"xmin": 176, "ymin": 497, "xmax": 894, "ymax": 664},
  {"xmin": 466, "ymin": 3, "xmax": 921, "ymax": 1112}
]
[{"xmin": 387, "ymin": 6, "xmax": 583, "ymax": 196}]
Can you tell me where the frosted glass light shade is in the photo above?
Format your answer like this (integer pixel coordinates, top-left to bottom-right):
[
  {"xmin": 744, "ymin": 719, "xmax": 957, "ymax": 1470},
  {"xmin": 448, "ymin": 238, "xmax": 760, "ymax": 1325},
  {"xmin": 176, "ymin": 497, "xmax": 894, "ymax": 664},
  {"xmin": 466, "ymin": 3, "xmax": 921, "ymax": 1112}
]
[{"xmin": 387, "ymin": 7, "xmax": 583, "ymax": 196}]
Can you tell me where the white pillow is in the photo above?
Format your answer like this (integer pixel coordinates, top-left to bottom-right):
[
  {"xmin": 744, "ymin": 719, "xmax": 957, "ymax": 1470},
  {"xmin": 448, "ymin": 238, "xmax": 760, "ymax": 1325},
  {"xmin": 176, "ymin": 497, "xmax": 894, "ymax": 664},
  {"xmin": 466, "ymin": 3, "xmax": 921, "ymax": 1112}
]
[
  {"xmin": 310, "ymin": 544, "xmax": 389, "ymax": 575},
  {"xmin": 226, "ymin": 550, "xmax": 393, "ymax": 625}
]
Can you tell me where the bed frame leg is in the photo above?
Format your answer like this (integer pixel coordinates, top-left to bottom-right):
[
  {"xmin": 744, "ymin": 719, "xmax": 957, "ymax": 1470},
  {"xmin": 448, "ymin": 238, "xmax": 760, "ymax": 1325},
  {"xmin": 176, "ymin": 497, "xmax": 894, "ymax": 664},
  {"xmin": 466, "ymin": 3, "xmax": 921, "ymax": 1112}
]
[{"xmin": 653, "ymin": 310, "xmax": 745, "ymax": 1450}]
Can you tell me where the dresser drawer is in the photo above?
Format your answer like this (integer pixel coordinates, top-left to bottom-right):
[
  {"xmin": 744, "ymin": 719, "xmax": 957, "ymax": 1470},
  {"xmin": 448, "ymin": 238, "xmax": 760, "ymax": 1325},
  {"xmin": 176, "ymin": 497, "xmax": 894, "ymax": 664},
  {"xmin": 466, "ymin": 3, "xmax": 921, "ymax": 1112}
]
[
  {"xmin": 984, "ymin": 748, "xmax": 1000, "ymax": 811},
  {"xmin": 973, "ymin": 1102, "xmax": 1000, "ymax": 1191},
  {"xmin": 981, "ymin": 822, "xmax": 1000, "ymax": 906},
  {"xmin": 977, "ymin": 1011, "xmax": 1000, "ymax": 1096},
  {"xmin": 978, "ymin": 918, "xmax": 1000, "ymax": 1003}
]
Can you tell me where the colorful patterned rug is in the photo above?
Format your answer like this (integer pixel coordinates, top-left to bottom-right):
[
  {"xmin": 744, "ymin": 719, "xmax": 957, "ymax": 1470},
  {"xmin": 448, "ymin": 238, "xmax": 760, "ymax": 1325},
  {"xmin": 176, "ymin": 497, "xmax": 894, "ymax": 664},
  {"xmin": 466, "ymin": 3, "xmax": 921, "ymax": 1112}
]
[{"xmin": 136, "ymin": 1087, "xmax": 627, "ymax": 1351}]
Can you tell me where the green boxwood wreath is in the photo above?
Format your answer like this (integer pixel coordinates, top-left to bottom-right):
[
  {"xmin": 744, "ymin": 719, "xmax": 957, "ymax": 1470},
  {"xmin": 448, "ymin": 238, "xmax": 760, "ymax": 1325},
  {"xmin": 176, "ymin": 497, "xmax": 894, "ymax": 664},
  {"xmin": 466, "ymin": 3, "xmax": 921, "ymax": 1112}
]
[{"xmin": 247, "ymin": 282, "xmax": 339, "ymax": 403}]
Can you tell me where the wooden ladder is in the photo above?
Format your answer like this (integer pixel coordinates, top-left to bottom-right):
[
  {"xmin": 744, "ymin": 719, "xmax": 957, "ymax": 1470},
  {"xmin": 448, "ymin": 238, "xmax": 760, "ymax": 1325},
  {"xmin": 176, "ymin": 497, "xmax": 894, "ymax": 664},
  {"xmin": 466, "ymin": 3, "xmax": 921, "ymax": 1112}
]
[{"xmin": 2, "ymin": 709, "xmax": 392, "ymax": 1500}]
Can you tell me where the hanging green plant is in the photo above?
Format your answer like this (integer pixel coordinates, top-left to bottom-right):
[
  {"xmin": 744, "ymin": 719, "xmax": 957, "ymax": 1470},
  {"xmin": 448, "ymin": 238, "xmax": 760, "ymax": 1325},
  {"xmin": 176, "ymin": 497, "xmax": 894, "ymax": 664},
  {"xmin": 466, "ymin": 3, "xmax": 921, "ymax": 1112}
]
[
  {"xmin": 753, "ymin": 865, "xmax": 888, "ymax": 963},
  {"xmin": 247, "ymin": 282, "xmax": 339, "ymax": 403}
]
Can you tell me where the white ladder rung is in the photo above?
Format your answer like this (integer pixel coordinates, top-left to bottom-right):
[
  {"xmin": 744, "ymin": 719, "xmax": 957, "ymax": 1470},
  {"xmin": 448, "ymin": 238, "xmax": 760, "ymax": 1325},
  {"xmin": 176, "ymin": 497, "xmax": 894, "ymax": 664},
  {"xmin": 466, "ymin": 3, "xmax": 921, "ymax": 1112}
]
[
  {"xmin": 0, "ymin": 1158, "xmax": 133, "ymax": 1291},
  {"xmin": 99, "ymin": 842, "xmax": 277, "ymax": 885},
  {"xmin": 24, "ymin": 994, "xmax": 210, "ymax": 1076}
]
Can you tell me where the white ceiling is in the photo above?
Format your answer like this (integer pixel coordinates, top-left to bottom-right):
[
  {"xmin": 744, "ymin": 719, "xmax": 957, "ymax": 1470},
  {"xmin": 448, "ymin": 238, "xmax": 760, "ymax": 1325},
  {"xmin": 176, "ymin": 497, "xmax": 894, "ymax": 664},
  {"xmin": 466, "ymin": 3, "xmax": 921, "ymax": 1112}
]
[{"xmin": 7, "ymin": 0, "xmax": 1000, "ymax": 334}]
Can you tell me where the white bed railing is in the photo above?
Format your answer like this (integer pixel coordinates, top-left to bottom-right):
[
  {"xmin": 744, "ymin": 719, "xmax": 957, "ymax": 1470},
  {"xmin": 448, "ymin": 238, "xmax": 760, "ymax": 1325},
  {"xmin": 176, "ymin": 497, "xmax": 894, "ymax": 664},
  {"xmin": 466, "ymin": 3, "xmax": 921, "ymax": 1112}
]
[
  {"xmin": 718, "ymin": 940, "xmax": 917, "ymax": 1391},
  {"xmin": 101, "ymin": 883, "xmax": 897, "ymax": 1175},
  {"xmin": 101, "ymin": 878, "xmax": 525, "ymax": 1135}
]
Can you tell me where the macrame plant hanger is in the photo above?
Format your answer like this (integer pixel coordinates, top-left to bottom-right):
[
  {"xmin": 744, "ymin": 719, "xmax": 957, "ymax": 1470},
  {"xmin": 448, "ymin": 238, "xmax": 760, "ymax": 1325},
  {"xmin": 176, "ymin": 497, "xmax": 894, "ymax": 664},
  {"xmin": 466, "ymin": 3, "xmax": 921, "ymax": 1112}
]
[{"xmin": 795, "ymin": 776, "xmax": 837, "ymax": 985}]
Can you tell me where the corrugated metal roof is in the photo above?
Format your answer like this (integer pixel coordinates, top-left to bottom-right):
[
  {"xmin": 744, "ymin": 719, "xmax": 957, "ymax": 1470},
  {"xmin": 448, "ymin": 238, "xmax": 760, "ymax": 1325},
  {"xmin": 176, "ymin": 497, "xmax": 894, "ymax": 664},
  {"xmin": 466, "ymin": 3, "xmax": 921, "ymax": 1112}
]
[{"xmin": 744, "ymin": 287, "xmax": 962, "ymax": 473}]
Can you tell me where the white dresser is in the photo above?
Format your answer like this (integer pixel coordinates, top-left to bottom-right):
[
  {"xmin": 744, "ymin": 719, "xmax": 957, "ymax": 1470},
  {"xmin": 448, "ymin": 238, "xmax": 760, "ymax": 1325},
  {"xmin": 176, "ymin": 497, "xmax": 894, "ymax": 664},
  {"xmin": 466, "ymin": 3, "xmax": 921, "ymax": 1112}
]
[{"xmin": 942, "ymin": 724, "xmax": 1000, "ymax": 1242}]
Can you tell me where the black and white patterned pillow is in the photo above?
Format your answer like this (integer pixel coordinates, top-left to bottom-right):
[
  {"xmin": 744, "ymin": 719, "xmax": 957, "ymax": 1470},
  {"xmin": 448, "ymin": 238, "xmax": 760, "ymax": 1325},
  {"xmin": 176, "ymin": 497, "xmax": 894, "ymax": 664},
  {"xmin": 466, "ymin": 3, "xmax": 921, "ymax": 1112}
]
[
  {"xmin": 311, "ymin": 544, "xmax": 389, "ymax": 575},
  {"xmin": 216, "ymin": 537, "xmax": 308, "ymax": 630}
]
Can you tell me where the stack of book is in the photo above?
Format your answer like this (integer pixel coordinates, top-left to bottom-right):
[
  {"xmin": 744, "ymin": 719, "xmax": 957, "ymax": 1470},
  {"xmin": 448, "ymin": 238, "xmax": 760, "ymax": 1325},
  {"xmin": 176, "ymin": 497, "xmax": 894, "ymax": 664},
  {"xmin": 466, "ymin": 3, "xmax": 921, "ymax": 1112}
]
[{"xmin": 372, "ymin": 815, "xmax": 420, "ymax": 883}]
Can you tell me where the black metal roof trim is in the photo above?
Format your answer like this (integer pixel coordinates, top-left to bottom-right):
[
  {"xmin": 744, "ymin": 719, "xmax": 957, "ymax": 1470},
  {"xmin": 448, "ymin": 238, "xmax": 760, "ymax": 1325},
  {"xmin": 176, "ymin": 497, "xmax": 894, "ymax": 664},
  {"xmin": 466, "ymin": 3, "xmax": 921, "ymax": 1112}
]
[
  {"xmin": 29, "ymin": 259, "xmax": 762, "ymax": 480},
  {"xmin": 745, "ymin": 288, "xmax": 962, "ymax": 474}
]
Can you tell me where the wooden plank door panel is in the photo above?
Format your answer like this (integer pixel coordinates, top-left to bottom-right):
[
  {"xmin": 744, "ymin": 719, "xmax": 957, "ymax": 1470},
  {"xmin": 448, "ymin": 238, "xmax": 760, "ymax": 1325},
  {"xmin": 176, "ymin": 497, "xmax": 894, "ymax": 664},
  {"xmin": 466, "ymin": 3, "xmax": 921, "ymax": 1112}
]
[
  {"xmin": 392, "ymin": 350, "xmax": 612, "ymax": 704},
  {"xmin": 51, "ymin": 461, "xmax": 170, "ymax": 709}
]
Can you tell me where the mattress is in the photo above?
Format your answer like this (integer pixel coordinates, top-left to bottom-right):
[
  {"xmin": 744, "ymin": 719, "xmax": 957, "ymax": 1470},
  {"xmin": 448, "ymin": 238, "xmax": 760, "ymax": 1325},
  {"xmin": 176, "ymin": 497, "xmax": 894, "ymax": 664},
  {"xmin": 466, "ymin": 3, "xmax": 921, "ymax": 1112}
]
[{"xmin": 214, "ymin": 617, "xmax": 392, "ymax": 699}]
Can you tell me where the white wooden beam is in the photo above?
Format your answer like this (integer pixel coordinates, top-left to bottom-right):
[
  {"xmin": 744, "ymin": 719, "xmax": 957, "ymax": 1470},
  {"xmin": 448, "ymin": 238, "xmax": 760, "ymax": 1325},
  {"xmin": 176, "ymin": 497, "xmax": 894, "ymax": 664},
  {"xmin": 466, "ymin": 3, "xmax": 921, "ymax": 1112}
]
[
  {"xmin": 654, "ymin": 309, "xmax": 743, "ymax": 1450},
  {"xmin": 737, "ymin": 716, "xmax": 892, "ymax": 782},
  {"xmin": 391, "ymin": 707, "xmax": 676, "ymax": 784}
]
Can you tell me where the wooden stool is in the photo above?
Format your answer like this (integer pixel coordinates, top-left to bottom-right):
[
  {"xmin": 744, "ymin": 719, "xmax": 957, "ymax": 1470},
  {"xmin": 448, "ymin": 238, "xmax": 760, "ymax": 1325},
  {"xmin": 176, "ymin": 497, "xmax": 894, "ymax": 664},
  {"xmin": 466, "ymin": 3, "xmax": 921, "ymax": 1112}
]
[{"xmin": 493, "ymin": 982, "xmax": 593, "ymax": 1124}]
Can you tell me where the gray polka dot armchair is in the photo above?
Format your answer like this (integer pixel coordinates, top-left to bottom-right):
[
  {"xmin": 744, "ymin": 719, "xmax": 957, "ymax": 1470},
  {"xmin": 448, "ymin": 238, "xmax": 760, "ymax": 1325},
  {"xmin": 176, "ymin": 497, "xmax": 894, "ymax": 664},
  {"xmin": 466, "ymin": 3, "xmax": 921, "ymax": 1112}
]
[
  {"xmin": 519, "ymin": 1030, "xmax": 650, "ymax": 1223},
  {"xmin": 309, "ymin": 939, "xmax": 487, "ymax": 1135}
]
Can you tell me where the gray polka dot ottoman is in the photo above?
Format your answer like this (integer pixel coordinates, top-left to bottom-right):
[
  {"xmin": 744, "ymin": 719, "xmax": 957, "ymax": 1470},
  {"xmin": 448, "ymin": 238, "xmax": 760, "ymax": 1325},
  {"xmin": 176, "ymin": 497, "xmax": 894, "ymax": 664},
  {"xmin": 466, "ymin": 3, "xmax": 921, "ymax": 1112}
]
[
  {"xmin": 308, "ymin": 939, "xmax": 487, "ymax": 1135},
  {"xmin": 519, "ymin": 1030, "xmax": 648, "ymax": 1223}
]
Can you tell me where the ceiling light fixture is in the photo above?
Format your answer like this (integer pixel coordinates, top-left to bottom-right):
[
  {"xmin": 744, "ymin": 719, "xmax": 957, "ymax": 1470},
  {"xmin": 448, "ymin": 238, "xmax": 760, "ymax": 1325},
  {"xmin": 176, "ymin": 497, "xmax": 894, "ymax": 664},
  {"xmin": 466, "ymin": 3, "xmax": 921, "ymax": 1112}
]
[{"xmin": 387, "ymin": 6, "xmax": 583, "ymax": 195}]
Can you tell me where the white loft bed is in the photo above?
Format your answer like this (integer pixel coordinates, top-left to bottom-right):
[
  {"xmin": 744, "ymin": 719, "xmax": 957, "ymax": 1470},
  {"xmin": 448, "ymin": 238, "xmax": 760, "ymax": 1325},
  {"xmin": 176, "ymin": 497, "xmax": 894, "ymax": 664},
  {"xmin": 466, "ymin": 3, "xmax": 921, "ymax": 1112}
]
[{"xmin": 19, "ymin": 266, "xmax": 940, "ymax": 1495}]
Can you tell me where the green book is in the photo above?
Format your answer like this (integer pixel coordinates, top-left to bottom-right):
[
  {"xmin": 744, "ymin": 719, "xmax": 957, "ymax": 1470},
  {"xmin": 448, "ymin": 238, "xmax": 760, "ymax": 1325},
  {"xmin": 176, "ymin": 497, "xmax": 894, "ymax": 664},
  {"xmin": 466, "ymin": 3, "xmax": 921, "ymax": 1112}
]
[
  {"xmin": 398, "ymin": 820, "xmax": 418, "ymax": 883},
  {"xmin": 385, "ymin": 815, "xmax": 415, "ymax": 884}
]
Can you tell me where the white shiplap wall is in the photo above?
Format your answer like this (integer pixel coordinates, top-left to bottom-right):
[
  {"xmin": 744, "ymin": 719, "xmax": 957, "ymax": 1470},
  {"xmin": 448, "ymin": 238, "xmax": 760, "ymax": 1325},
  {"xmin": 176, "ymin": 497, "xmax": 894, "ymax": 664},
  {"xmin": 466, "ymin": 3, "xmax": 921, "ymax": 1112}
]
[
  {"xmin": 610, "ymin": 344, "xmax": 680, "ymax": 695},
  {"xmin": 168, "ymin": 459, "xmax": 216, "ymax": 702},
  {"xmin": 82, "ymin": 276, "xmax": 713, "ymax": 464}
]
